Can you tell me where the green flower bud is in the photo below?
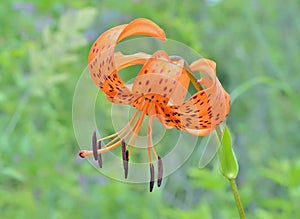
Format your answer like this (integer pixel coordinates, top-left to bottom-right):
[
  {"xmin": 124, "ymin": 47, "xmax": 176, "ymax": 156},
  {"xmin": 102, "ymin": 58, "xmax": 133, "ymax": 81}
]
[{"xmin": 218, "ymin": 127, "xmax": 239, "ymax": 179}]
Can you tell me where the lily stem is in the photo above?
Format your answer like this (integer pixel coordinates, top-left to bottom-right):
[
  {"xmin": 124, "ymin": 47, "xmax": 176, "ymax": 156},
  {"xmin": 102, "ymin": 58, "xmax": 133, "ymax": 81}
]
[
  {"xmin": 182, "ymin": 58, "xmax": 246, "ymax": 219},
  {"xmin": 229, "ymin": 178, "xmax": 246, "ymax": 219}
]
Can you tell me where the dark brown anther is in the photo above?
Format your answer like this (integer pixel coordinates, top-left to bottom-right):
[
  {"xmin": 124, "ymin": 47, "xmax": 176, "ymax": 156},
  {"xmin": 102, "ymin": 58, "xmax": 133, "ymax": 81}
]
[
  {"xmin": 157, "ymin": 156, "xmax": 163, "ymax": 187},
  {"xmin": 121, "ymin": 140, "xmax": 129, "ymax": 179},
  {"xmin": 121, "ymin": 139, "xmax": 126, "ymax": 160},
  {"xmin": 126, "ymin": 150, "xmax": 129, "ymax": 162},
  {"xmin": 92, "ymin": 131, "xmax": 98, "ymax": 160},
  {"xmin": 150, "ymin": 163, "xmax": 154, "ymax": 192},
  {"xmin": 124, "ymin": 150, "xmax": 129, "ymax": 178},
  {"xmin": 97, "ymin": 141, "xmax": 102, "ymax": 168}
]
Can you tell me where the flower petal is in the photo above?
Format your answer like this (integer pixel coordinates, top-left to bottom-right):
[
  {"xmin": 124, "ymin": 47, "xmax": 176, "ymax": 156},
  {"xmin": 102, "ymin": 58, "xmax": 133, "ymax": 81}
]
[
  {"xmin": 110, "ymin": 52, "xmax": 150, "ymax": 105},
  {"xmin": 163, "ymin": 59, "xmax": 230, "ymax": 136},
  {"xmin": 114, "ymin": 52, "xmax": 151, "ymax": 70},
  {"xmin": 88, "ymin": 18, "xmax": 166, "ymax": 104},
  {"xmin": 132, "ymin": 51, "xmax": 189, "ymax": 107},
  {"xmin": 117, "ymin": 18, "xmax": 166, "ymax": 42}
]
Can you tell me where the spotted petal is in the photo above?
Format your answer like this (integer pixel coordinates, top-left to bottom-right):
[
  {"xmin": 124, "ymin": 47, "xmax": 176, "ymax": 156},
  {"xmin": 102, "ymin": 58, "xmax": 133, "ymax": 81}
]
[
  {"xmin": 162, "ymin": 59, "xmax": 230, "ymax": 136},
  {"xmin": 88, "ymin": 18, "xmax": 166, "ymax": 104},
  {"xmin": 132, "ymin": 50, "xmax": 189, "ymax": 108}
]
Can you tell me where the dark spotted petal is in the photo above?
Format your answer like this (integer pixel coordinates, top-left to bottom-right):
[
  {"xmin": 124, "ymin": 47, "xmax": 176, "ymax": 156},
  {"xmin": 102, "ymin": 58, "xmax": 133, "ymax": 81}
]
[{"xmin": 88, "ymin": 18, "xmax": 166, "ymax": 104}]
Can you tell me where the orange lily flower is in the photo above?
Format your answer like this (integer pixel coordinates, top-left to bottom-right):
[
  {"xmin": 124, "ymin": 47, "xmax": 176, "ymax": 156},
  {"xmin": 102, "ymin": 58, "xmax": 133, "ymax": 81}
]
[{"xmin": 78, "ymin": 18, "xmax": 230, "ymax": 192}]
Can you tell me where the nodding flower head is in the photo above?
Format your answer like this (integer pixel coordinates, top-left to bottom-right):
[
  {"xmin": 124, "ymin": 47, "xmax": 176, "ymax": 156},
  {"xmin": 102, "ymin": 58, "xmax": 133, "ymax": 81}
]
[{"xmin": 78, "ymin": 18, "xmax": 230, "ymax": 192}]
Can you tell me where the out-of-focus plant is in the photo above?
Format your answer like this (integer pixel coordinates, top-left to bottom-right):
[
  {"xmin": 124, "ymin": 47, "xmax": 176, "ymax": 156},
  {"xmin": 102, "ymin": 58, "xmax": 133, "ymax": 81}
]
[{"xmin": 1, "ymin": 0, "xmax": 300, "ymax": 218}]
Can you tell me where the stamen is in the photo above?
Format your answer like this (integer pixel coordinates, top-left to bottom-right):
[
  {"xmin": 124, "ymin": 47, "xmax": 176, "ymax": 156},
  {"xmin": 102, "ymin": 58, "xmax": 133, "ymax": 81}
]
[
  {"xmin": 102, "ymin": 100, "xmax": 147, "ymax": 149},
  {"xmin": 92, "ymin": 131, "xmax": 98, "ymax": 160},
  {"xmin": 100, "ymin": 102, "xmax": 143, "ymax": 147},
  {"xmin": 148, "ymin": 116, "xmax": 158, "ymax": 160},
  {"xmin": 127, "ymin": 101, "xmax": 149, "ymax": 158},
  {"xmin": 78, "ymin": 100, "xmax": 150, "ymax": 161},
  {"xmin": 129, "ymin": 101, "xmax": 149, "ymax": 139},
  {"xmin": 127, "ymin": 132, "xmax": 138, "ymax": 159},
  {"xmin": 126, "ymin": 150, "xmax": 129, "ymax": 162},
  {"xmin": 149, "ymin": 163, "xmax": 154, "ymax": 192},
  {"xmin": 147, "ymin": 114, "xmax": 154, "ymax": 164},
  {"xmin": 98, "ymin": 132, "xmax": 118, "ymax": 142},
  {"xmin": 147, "ymin": 140, "xmax": 152, "ymax": 164},
  {"xmin": 121, "ymin": 140, "xmax": 128, "ymax": 178},
  {"xmin": 102, "ymin": 134, "xmax": 121, "ymax": 148},
  {"xmin": 157, "ymin": 156, "xmax": 163, "ymax": 187},
  {"xmin": 147, "ymin": 121, "xmax": 155, "ymax": 192},
  {"xmin": 97, "ymin": 141, "xmax": 102, "ymax": 168},
  {"xmin": 101, "ymin": 101, "xmax": 149, "ymax": 154}
]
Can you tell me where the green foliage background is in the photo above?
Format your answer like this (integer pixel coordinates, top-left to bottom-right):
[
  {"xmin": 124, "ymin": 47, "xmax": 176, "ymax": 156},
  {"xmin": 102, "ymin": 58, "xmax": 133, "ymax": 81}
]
[{"xmin": 1, "ymin": 0, "xmax": 299, "ymax": 218}]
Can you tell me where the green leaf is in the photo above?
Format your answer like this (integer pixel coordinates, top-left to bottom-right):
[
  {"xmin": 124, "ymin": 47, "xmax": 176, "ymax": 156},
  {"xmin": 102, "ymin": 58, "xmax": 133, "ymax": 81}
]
[
  {"xmin": 1, "ymin": 167, "xmax": 25, "ymax": 182},
  {"xmin": 218, "ymin": 127, "xmax": 239, "ymax": 179},
  {"xmin": 230, "ymin": 76, "xmax": 275, "ymax": 104}
]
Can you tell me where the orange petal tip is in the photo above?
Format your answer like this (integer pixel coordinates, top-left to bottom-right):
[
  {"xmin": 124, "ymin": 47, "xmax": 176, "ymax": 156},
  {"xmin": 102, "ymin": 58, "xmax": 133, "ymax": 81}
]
[{"xmin": 118, "ymin": 18, "xmax": 167, "ymax": 42}]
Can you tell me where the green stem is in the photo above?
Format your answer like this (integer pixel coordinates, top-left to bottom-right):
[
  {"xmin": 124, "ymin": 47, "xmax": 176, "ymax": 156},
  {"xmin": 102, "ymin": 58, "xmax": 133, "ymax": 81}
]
[
  {"xmin": 215, "ymin": 126, "xmax": 223, "ymax": 141},
  {"xmin": 170, "ymin": 56, "xmax": 200, "ymax": 91},
  {"xmin": 176, "ymin": 57, "xmax": 246, "ymax": 219},
  {"xmin": 229, "ymin": 179, "xmax": 246, "ymax": 219}
]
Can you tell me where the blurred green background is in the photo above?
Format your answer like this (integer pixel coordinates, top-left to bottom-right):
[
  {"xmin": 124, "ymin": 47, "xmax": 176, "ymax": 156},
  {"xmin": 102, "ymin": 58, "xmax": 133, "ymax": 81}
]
[{"xmin": 1, "ymin": 0, "xmax": 300, "ymax": 218}]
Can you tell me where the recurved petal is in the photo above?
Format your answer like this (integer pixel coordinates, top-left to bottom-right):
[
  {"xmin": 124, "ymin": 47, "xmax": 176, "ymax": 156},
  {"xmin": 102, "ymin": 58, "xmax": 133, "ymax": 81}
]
[
  {"xmin": 190, "ymin": 58, "xmax": 216, "ymax": 74},
  {"xmin": 114, "ymin": 52, "xmax": 151, "ymax": 70},
  {"xmin": 163, "ymin": 58, "xmax": 230, "ymax": 136},
  {"xmin": 109, "ymin": 52, "xmax": 151, "ymax": 105},
  {"xmin": 184, "ymin": 128, "xmax": 213, "ymax": 136},
  {"xmin": 132, "ymin": 50, "xmax": 189, "ymax": 106},
  {"xmin": 117, "ymin": 18, "xmax": 166, "ymax": 42},
  {"xmin": 88, "ymin": 18, "xmax": 166, "ymax": 104}
]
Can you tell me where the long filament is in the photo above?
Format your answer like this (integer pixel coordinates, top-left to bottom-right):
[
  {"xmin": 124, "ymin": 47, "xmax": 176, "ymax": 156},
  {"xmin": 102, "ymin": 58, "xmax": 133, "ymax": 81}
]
[
  {"xmin": 148, "ymin": 116, "xmax": 158, "ymax": 160},
  {"xmin": 147, "ymin": 114, "xmax": 153, "ymax": 164},
  {"xmin": 99, "ymin": 103, "xmax": 142, "ymax": 147},
  {"xmin": 127, "ymin": 100, "xmax": 149, "ymax": 157},
  {"xmin": 80, "ymin": 100, "xmax": 149, "ymax": 158}
]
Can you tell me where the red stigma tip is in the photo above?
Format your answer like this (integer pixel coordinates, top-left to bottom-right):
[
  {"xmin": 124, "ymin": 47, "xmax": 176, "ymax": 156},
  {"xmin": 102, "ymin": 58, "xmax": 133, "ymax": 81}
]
[{"xmin": 78, "ymin": 151, "xmax": 86, "ymax": 158}]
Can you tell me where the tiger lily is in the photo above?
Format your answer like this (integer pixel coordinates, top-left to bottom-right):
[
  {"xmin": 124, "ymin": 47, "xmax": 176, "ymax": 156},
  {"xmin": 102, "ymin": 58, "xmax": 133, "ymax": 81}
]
[{"xmin": 78, "ymin": 18, "xmax": 230, "ymax": 192}]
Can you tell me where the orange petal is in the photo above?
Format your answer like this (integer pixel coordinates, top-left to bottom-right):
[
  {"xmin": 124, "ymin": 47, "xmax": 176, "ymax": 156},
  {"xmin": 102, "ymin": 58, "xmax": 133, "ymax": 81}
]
[
  {"xmin": 163, "ymin": 58, "xmax": 230, "ymax": 136},
  {"xmin": 190, "ymin": 58, "xmax": 216, "ymax": 74},
  {"xmin": 88, "ymin": 18, "xmax": 166, "ymax": 104},
  {"xmin": 117, "ymin": 18, "xmax": 166, "ymax": 42},
  {"xmin": 132, "ymin": 50, "xmax": 189, "ymax": 106},
  {"xmin": 114, "ymin": 52, "xmax": 151, "ymax": 70}
]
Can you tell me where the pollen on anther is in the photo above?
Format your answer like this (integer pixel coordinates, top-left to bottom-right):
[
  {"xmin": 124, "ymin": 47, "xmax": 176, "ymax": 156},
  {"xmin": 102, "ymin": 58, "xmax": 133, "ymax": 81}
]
[
  {"xmin": 121, "ymin": 140, "xmax": 129, "ymax": 179},
  {"xmin": 92, "ymin": 131, "xmax": 98, "ymax": 160},
  {"xmin": 150, "ymin": 163, "xmax": 155, "ymax": 192},
  {"xmin": 97, "ymin": 141, "xmax": 102, "ymax": 168},
  {"xmin": 157, "ymin": 156, "xmax": 163, "ymax": 187}
]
